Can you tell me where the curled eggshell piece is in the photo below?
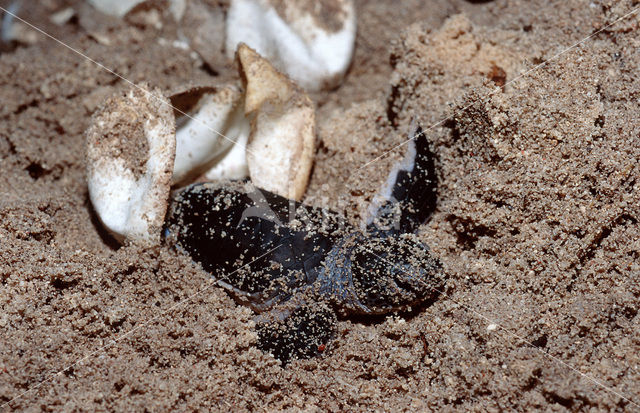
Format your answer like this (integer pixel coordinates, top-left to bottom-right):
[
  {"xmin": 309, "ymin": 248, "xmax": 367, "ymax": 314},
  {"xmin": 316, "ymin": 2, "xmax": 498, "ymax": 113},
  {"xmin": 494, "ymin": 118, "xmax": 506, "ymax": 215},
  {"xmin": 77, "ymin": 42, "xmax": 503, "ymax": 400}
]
[
  {"xmin": 203, "ymin": 127, "xmax": 250, "ymax": 181},
  {"xmin": 226, "ymin": 0, "xmax": 356, "ymax": 91},
  {"xmin": 85, "ymin": 47, "xmax": 318, "ymax": 243},
  {"xmin": 237, "ymin": 43, "xmax": 315, "ymax": 201},
  {"xmin": 86, "ymin": 85, "xmax": 175, "ymax": 245},
  {"xmin": 169, "ymin": 84, "xmax": 250, "ymax": 184}
]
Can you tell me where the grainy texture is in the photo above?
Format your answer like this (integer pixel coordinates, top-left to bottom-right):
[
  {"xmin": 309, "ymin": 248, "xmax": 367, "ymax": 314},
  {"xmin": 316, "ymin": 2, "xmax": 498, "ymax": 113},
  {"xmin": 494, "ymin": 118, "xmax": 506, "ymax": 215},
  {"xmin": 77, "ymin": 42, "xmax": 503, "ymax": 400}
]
[
  {"xmin": 87, "ymin": 88, "xmax": 152, "ymax": 179},
  {"xmin": 1, "ymin": 0, "xmax": 639, "ymax": 411},
  {"xmin": 269, "ymin": 0, "xmax": 348, "ymax": 33}
]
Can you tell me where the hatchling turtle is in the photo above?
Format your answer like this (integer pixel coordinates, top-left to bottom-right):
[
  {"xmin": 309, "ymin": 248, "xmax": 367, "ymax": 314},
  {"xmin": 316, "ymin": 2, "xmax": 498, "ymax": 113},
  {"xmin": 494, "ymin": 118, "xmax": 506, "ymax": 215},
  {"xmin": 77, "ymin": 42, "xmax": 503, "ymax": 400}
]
[{"xmin": 165, "ymin": 126, "xmax": 445, "ymax": 364}]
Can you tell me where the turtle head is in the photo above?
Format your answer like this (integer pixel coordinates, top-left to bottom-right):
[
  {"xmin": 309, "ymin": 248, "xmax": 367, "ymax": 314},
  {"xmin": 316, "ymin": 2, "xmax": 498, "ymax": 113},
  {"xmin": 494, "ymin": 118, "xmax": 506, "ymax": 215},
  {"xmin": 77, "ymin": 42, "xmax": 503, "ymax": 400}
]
[{"xmin": 347, "ymin": 233, "xmax": 444, "ymax": 314}]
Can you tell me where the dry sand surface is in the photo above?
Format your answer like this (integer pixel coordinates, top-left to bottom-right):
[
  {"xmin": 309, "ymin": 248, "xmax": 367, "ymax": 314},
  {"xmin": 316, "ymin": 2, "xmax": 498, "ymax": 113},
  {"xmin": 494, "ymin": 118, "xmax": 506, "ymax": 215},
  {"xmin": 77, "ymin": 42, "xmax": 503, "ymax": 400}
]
[{"xmin": 1, "ymin": 0, "xmax": 640, "ymax": 411}]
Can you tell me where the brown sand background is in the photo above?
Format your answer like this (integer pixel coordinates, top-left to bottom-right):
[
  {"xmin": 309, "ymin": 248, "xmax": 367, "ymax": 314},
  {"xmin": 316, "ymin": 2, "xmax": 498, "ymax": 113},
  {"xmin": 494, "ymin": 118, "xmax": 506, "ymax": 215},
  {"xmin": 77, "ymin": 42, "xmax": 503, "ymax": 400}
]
[{"xmin": 1, "ymin": 0, "xmax": 640, "ymax": 411}]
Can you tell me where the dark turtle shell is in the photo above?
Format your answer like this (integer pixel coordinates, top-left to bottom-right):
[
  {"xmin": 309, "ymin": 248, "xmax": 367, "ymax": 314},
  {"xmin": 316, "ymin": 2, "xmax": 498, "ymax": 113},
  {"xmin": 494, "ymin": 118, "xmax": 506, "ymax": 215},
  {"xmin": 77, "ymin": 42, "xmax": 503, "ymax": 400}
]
[{"xmin": 165, "ymin": 180, "xmax": 346, "ymax": 312}]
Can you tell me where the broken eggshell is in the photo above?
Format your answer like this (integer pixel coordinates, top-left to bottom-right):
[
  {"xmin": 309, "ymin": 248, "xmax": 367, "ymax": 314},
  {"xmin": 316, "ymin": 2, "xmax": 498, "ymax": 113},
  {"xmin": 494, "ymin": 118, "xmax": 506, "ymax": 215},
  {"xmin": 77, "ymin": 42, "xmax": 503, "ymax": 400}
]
[
  {"xmin": 86, "ymin": 46, "xmax": 317, "ymax": 243},
  {"xmin": 169, "ymin": 83, "xmax": 250, "ymax": 184},
  {"xmin": 226, "ymin": 0, "xmax": 356, "ymax": 91},
  {"xmin": 172, "ymin": 44, "xmax": 317, "ymax": 200},
  {"xmin": 86, "ymin": 85, "xmax": 175, "ymax": 245},
  {"xmin": 237, "ymin": 43, "xmax": 315, "ymax": 201}
]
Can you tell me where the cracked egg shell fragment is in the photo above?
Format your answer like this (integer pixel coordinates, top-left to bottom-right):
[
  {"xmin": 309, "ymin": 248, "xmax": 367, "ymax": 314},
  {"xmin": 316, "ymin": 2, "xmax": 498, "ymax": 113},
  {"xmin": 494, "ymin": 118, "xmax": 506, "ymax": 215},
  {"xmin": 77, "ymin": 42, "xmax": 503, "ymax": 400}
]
[
  {"xmin": 227, "ymin": 0, "xmax": 356, "ymax": 91},
  {"xmin": 86, "ymin": 85, "xmax": 175, "ymax": 245},
  {"xmin": 169, "ymin": 84, "xmax": 250, "ymax": 184},
  {"xmin": 238, "ymin": 43, "xmax": 315, "ymax": 201}
]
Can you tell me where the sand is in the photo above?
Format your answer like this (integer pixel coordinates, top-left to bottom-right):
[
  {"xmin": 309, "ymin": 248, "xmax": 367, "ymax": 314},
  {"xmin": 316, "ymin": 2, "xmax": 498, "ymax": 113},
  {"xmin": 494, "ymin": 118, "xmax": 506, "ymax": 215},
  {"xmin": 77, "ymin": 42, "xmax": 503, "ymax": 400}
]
[{"xmin": 1, "ymin": 0, "xmax": 639, "ymax": 411}]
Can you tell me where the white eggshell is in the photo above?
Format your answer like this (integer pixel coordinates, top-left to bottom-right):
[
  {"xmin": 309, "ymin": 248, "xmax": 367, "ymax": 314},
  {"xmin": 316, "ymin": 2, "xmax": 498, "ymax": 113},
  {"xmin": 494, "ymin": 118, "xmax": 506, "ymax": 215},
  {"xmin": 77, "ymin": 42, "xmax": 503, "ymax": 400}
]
[
  {"xmin": 86, "ymin": 0, "xmax": 145, "ymax": 17},
  {"xmin": 203, "ymin": 108, "xmax": 251, "ymax": 181},
  {"xmin": 226, "ymin": 0, "xmax": 356, "ymax": 91},
  {"xmin": 237, "ymin": 44, "xmax": 315, "ymax": 200},
  {"xmin": 86, "ymin": 85, "xmax": 175, "ymax": 245},
  {"xmin": 170, "ymin": 85, "xmax": 249, "ymax": 184}
]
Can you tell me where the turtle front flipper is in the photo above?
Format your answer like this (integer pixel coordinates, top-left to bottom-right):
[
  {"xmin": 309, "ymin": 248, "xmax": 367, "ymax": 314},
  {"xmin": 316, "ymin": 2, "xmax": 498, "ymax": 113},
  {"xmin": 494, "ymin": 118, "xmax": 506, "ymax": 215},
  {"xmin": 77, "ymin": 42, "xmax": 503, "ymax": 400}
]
[
  {"xmin": 165, "ymin": 181, "xmax": 343, "ymax": 312},
  {"xmin": 366, "ymin": 125, "xmax": 437, "ymax": 235}
]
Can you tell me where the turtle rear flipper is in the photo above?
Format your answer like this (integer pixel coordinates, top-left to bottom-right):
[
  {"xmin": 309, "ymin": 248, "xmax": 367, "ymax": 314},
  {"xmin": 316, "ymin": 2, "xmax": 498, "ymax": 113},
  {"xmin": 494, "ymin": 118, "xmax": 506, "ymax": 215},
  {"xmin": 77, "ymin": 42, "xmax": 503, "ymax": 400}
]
[{"xmin": 256, "ymin": 302, "xmax": 336, "ymax": 366}]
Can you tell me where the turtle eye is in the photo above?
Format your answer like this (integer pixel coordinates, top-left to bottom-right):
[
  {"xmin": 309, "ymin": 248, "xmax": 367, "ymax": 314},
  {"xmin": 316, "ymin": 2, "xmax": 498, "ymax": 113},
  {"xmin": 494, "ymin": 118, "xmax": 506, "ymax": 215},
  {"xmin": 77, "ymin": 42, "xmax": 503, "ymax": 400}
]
[{"xmin": 350, "ymin": 234, "xmax": 444, "ymax": 314}]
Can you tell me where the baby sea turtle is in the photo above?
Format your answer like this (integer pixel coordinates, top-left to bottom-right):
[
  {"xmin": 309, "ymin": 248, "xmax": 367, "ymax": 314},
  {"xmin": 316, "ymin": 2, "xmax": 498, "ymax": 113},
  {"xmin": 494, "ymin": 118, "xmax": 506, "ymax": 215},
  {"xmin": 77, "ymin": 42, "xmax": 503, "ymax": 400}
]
[{"xmin": 165, "ymin": 126, "xmax": 445, "ymax": 364}]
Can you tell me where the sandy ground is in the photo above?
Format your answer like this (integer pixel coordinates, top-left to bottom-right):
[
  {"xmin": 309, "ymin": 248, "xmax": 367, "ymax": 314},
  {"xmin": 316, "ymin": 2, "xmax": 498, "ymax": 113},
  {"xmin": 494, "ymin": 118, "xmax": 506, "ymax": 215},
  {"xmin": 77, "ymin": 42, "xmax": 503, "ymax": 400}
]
[{"xmin": 1, "ymin": 0, "xmax": 639, "ymax": 411}]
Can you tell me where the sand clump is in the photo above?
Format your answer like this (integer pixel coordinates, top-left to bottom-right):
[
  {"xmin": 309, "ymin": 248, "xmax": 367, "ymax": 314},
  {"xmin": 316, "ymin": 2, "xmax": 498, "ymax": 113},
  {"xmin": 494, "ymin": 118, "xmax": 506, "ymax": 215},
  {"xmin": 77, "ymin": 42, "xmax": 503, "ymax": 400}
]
[{"xmin": 1, "ymin": 0, "xmax": 639, "ymax": 411}]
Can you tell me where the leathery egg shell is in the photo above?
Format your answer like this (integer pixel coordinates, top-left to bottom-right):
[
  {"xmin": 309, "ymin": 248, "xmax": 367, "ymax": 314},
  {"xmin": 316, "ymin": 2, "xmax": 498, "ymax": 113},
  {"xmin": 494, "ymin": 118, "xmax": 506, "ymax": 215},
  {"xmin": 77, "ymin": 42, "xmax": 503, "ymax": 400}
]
[{"xmin": 85, "ymin": 85, "xmax": 175, "ymax": 245}]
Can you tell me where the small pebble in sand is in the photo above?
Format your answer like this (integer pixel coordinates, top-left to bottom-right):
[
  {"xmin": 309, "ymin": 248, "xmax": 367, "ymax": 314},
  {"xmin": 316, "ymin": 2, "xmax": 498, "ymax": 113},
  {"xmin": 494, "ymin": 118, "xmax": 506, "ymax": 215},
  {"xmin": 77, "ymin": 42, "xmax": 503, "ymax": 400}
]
[{"xmin": 86, "ymin": 0, "xmax": 185, "ymax": 21}]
